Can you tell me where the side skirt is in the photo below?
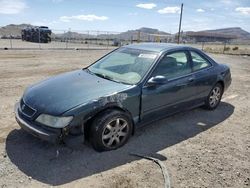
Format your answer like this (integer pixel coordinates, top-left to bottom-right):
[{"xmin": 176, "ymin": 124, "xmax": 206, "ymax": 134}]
[{"xmin": 134, "ymin": 101, "xmax": 205, "ymax": 130}]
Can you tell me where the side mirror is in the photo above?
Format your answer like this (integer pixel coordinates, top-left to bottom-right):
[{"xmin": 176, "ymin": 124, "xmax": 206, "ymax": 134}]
[{"xmin": 147, "ymin": 75, "xmax": 167, "ymax": 86}]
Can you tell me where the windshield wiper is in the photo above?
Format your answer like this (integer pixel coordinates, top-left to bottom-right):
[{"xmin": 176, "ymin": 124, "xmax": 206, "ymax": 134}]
[
  {"xmin": 94, "ymin": 72, "xmax": 128, "ymax": 84},
  {"xmin": 93, "ymin": 72, "xmax": 114, "ymax": 81},
  {"xmin": 86, "ymin": 68, "xmax": 113, "ymax": 81},
  {"xmin": 85, "ymin": 68, "xmax": 93, "ymax": 74},
  {"xmin": 86, "ymin": 68, "xmax": 129, "ymax": 84}
]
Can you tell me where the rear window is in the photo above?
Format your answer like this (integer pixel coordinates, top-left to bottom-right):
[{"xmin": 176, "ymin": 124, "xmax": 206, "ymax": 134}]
[{"xmin": 191, "ymin": 51, "xmax": 211, "ymax": 71}]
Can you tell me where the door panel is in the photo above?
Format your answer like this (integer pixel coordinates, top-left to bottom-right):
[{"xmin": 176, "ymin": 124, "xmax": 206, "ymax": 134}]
[
  {"xmin": 192, "ymin": 68, "xmax": 217, "ymax": 99},
  {"xmin": 189, "ymin": 51, "xmax": 218, "ymax": 99},
  {"xmin": 140, "ymin": 50, "xmax": 198, "ymax": 122},
  {"xmin": 141, "ymin": 75, "xmax": 197, "ymax": 121}
]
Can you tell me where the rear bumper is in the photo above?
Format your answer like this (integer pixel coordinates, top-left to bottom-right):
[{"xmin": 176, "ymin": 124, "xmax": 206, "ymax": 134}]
[{"xmin": 14, "ymin": 102, "xmax": 62, "ymax": 143}]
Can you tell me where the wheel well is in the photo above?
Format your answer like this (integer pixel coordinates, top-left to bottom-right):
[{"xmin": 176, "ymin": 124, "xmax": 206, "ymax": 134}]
[
  {"xmin": 83, "ymin": 106, "xmax": 135, "ymax": 140},
  {"xmin": 217, "ymin": 80, "xmax": 224, "ymax": 93}
]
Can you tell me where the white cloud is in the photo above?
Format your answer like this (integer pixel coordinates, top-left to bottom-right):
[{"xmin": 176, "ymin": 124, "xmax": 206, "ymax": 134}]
[
  {"xmin": 128, "ymin": 12, "xmax": 138, "ymax": 16},
  {"xmin": 32, "ymin": 20, "xmax": 59, "ymax": 26},
  {"xmin": 0, "ymin": 0, "xmax": 28, "ymax": 14},
  {"xmin": 220, "ymin": 0, "xmax": 232, "ymax": 4},
  {"xmin": 158, "ymin": 7, "xmax": 180, "ymax": 14},
  {"xmin": 52, "ymin": 0, "xmax": 63, "ymax": 3},
  {"xmin": 136, "ymin": 3, "xmax": 157, "ymax": 9},
  {"xmin": 196, "ymin": 8, "xmax": 205, "ymax": 12},
  {"xmin": 60, "ymin": 14, "xmax": 109, "ymax": 22},
  {"xmin": 235, "ymin": 7, "xmax": 250, "ymax": 15},
  {"xmin": 220, "ymin": 0, "xmax": 240, "ymax": 7}
]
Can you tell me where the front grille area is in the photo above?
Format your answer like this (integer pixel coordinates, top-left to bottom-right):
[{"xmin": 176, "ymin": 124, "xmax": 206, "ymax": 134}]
[{"xmin": 20, "ymin": 99, "xmax": 36, "ymax": 118}]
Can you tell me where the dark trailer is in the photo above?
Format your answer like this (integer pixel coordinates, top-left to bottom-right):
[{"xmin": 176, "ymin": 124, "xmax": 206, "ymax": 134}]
[{"xmin": 21, "ymin": 26, "xmax": 52, "ymax": 43}]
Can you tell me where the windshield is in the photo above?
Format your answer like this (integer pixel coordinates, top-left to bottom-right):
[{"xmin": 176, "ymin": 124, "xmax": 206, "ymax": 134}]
[{"xmin": 88, "ymin": 47, "xmax": 158, "ymax": 84}]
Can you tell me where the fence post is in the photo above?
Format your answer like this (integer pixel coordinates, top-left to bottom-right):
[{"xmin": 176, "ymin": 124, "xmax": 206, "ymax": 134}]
[
  {"xmin": 38, "ymin": 28, "xmax": 41, "ymax": 49},
  {"xmin": 95, "ymin": 31, "xmax": 97, "ymax": 45},
  {"xmin": 63, "ymin": 31, "xmax": 67, "ymax": 49},
  {"xmin": 87, "ymin": 30, "xmax": 90, "ymax": 50},
  {"xmin": 107, "ymin": 31, "xmax": 109, "ymax": 50},
  {"xmin": 10, "ymin": 34, "xmax": 13, "ymax": 49},
  {"xmin": 137, "ymin": 31, "xmax": 141, "ymax": 43},
  {"xmin": 223, "ymin": 42, "xmax": 226, "ymax": 54}
]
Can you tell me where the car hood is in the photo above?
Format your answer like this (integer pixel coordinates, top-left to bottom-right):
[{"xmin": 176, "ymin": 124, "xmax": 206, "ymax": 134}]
[{"xmin": 23, "ymin": 69, "xmax": 132, "ymax": 115}]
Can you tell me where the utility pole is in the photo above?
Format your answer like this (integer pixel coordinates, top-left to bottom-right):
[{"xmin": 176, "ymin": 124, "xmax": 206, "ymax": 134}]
[{"xmin": 177, "ymin": 3, "xmax": 183, "ymax": 44}]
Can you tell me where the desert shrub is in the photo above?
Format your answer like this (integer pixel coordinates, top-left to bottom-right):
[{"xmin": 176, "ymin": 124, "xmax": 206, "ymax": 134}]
[
  {"xmin": 232, "ymin": 46, "xmax": 239, "ymax": 51},
  {"xmin": 204, "ymin": 47, "xmax": 213, "ymax": 52},
  {"xmin": 224, "ymin": 47, "xmax": 230, "ymax": 51}
]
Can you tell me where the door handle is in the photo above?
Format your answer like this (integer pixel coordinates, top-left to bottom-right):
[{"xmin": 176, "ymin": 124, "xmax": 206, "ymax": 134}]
[
  {"xmin": 176, "ymin": 83, "xmax": 188, "ymax": 87},
  {"xmin": 176, "ymin": 77, "xmax": 195, "ymax": 87},
  {"xmin": 188, "ymin": 77, "xmax": 195, "ymax": 82}
]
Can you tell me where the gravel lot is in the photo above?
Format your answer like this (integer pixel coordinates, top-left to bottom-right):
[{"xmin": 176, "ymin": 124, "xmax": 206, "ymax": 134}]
[{"xmin": 0, "ymin": 49, "xmax": 249, "ymax": 188}]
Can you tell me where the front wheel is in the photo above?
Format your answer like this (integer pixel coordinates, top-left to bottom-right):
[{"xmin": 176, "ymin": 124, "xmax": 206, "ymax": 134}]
[
  {"xmin": 90, "ymin": 110, "xmax": 132, "ymax": 152},
  {"xmin": 204, "ymin": 83, "xmax": 223, "ymax": 110}
]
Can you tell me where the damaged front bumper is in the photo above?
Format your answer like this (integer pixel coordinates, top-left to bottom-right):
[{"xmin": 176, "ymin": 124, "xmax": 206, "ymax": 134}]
[{"xmin": 14, "ymin": 102, "xmax": 62, "ymax": 143}]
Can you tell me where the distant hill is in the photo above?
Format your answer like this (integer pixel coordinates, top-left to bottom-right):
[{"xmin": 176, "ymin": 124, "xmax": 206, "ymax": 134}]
[
  {"xmin": 202, "ymin": 27, "xmax": 250, "ymax": 40},
  {"xmin": 98, "ymin": 27, "xmax": 171, "ymax": 41},
  {"xmin": 55, "ymin": 31, "xmax": 90, "ymax": 39},
  {"xmin": 1, "ymin": 24, "xmax": 250, "ymax": 41},
  {"xmin": 118, "ymin": 27, "xmax": 170, "ymax": 40},
  {"xmin": 0, "ymin": 24, "xmax": 32, "ymax": 37},
  {"xmin": 0, "ymin": 24, "xmax": 170, "ymax": 41},
  {"xmin": 136, "ymin": 27, "xmax": 170, "ymax": 35}
]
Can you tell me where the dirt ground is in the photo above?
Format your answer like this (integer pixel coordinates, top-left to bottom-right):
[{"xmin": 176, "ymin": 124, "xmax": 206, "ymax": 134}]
[{"xmin": 0, "ymin": 49, "xmax": 249, "ymax": 188}]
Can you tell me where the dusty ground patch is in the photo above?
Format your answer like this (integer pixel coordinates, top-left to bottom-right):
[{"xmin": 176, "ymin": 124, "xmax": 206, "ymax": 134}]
[{"xmin": 0, "ymin": 50, "xmax": 249, "ymax": 187}]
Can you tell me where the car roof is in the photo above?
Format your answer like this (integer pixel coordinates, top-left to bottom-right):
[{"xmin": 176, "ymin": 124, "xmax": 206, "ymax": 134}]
[{"xmin": 125, "ymin": 42, "xmax": 196, "ymax": 53}]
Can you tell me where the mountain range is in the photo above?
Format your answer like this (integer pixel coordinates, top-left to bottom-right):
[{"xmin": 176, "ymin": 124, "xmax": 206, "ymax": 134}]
[
  {"xmin": 0, "ymin": 24, "xmax": 32, "ymax": 36},
  {"xmin": 0, "ymin": 24, "xmax": 250, "ymax": 40},
  {"xmin": 202, "ymin": 27, "xmax": 250, "ymax": 40}
]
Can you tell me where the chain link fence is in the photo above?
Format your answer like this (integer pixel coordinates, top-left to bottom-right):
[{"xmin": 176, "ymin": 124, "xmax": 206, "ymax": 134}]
[
  {"xmin": 1, "ymin": 28, "xmax": 250, "ymax": 55},
  {"xmin": 0, "ymin": 28, "xmax": 173, "ymax": 50}
]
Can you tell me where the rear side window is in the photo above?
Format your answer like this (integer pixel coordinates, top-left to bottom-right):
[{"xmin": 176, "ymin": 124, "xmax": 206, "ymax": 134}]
[{"xmin": 191, "ymin": 51, "xmax": 211, "ymax": 71}]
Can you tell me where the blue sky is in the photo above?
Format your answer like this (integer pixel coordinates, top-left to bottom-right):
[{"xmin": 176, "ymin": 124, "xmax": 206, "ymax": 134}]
[{"xmin": 0, "ymin": 0, "xmax": 250, "ymax": 33}]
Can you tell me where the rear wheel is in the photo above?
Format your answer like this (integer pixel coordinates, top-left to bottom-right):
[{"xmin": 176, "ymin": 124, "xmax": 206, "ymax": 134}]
[
  {"xmin": 90, "ymin": 110, "xmax": 132, "ymax": 152},
  {"xmin": 204, "ymin": 83, "xmax": 223, "ymax": 110}
]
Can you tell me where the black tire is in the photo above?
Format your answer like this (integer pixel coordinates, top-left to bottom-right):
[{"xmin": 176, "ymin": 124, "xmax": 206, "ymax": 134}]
[
  {"xmin": 90, "ymin": 109, "xmax": 133, "ymax": 152},
  {"xmin": 204, "ymin": 83, "xmax": 223, "ymax": 110}
]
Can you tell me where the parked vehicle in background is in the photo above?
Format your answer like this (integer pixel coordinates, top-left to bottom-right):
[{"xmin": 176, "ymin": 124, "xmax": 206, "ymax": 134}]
[
  {"xmin": 21, "ymin": 26, "xmax": 51, "ymax": 43},
  {"xmin": 14, "ymin": 43, "xmax": 231, "ymax": 151}
]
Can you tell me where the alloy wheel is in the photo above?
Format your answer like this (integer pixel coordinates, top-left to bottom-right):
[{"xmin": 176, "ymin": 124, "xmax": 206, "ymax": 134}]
[
  {"xmin": 209, "ymin": 86, "xmax": 221, "ymax": 107},
  {"xmin": 102, "ymin": 118, "xmax": 129, "ymax": 148}
]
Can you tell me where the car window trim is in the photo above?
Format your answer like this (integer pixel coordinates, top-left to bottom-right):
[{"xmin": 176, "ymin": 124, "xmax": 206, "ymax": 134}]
[
  {"xmin": 167, "ymin": 66, "xmax": 213, "ymax": 82},
  {"xmin": 156, "ymin": 64, "xmax": 214, "ymax": 83},
  {"xmin": 143, "ymin": 49, "xmax": 192, "ymax": 86},
  {"xmin": 188, "ymin": 50, "xmax": 213, "ymax": 72}
]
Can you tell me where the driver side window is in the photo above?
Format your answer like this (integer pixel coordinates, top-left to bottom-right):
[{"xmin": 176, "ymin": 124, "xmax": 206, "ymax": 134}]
[{"xmin": 152, "ymin": 51, "xmax": 192, "ymax": 79}]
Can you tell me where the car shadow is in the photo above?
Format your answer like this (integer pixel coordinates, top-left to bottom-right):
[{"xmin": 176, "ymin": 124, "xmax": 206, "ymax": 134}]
[{"xmin": 6, "ymin": 102, "xmax": 234, "ymax": 186}]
